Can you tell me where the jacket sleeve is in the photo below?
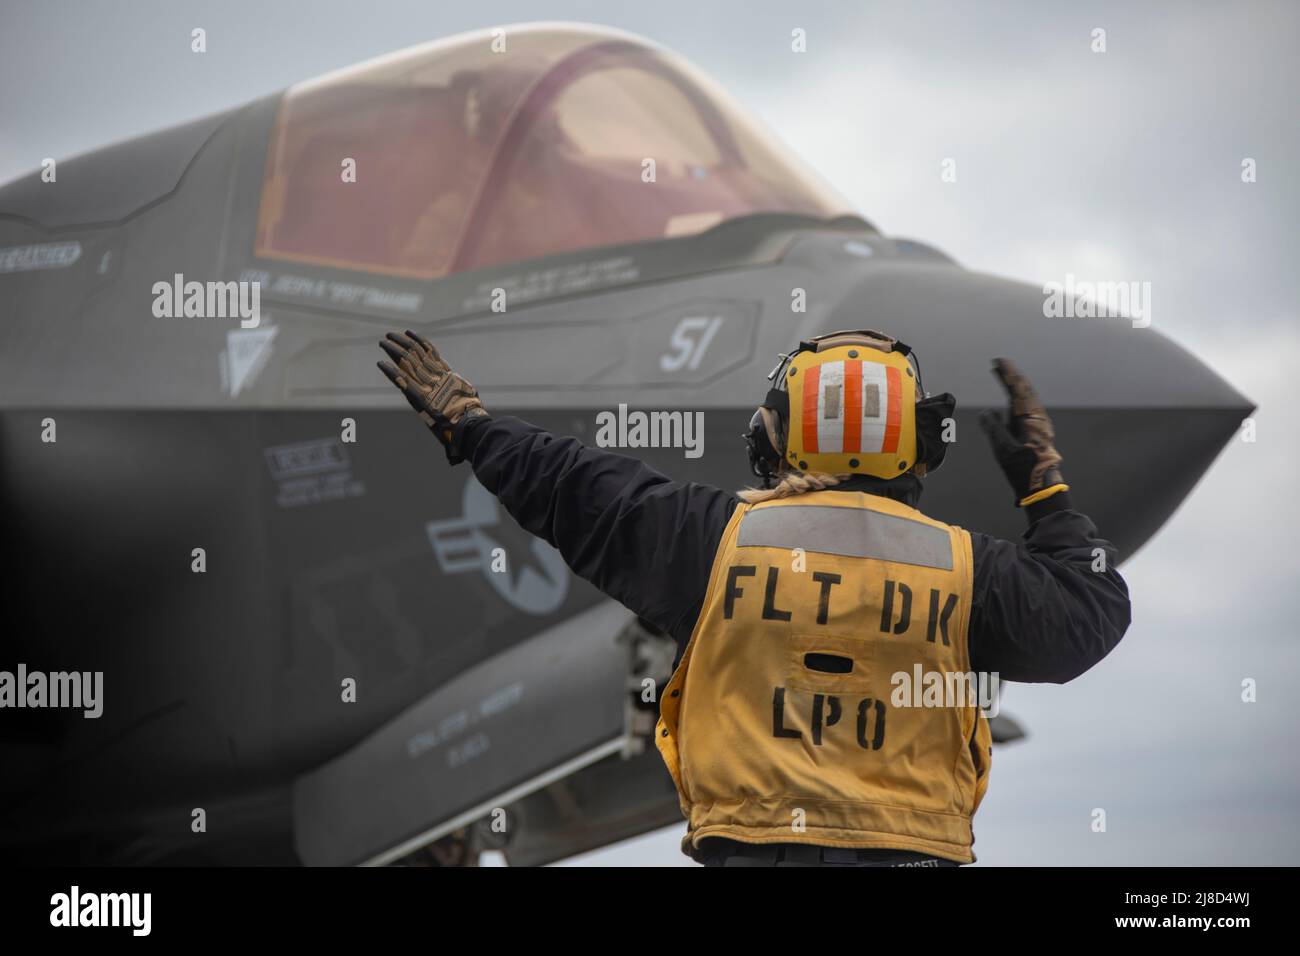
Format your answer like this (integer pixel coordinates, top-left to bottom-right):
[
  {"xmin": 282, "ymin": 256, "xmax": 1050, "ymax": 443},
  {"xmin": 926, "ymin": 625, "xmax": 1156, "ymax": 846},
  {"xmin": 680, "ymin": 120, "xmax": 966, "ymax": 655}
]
[
  {"xmin": 456, "ymin": 415, "xmax": 740, "ymax": 643},
  {"xmin": 967, "ymin": 493, "xmax": 1132, "ymax": 683}
]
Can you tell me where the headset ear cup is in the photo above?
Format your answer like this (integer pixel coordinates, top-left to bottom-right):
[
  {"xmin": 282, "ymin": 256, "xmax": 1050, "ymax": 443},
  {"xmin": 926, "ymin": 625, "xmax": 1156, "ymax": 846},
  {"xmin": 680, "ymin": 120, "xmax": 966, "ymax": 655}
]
[
  {"xmin": 915, "ymin": 392, "xmax": 957, "ymax": 474},
  {"xmin": 759, "ymin": 406, "xmax": 783, "ymax": 460},
  {"xmin": 745, "ymin": 406, "xmax": 785, "ymax": 484}
]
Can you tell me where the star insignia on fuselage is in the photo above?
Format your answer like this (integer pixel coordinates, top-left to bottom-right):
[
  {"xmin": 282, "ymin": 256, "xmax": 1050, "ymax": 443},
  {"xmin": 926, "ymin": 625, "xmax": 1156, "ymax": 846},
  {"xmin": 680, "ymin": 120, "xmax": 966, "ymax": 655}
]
[{"xmin": 480, "ymin": 511, "xmax": 563, "ymax": 593}]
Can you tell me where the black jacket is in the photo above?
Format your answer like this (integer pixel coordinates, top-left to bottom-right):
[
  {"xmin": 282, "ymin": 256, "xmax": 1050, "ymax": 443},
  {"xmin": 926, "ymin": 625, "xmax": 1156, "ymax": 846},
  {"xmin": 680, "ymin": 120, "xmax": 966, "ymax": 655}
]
[{"xmin": 458, "ymin": 415, "xmax": 1130, "ymax": 683}]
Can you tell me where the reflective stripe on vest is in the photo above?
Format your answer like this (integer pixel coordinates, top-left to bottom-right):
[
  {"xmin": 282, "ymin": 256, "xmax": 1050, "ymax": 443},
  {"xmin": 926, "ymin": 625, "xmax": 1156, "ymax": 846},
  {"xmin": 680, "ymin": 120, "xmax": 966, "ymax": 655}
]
[{"xmin": 655, "ymin": 489, "xmax": 992, "ymax": 863}]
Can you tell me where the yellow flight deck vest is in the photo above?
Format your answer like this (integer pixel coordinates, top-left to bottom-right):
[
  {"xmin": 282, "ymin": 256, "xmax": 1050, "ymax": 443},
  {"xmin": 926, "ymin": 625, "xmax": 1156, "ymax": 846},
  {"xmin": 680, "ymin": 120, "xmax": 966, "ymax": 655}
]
[{"xmin": 656, "ymin": 489, "xmax": 992, "ymax": 863}]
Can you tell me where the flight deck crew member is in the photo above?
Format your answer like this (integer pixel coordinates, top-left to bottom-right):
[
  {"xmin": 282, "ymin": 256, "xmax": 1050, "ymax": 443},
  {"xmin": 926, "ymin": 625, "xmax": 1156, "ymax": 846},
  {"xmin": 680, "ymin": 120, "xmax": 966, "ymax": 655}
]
[{"xmin": 377, "ymin": 328, "xmax": 1131, "ymax": 867}]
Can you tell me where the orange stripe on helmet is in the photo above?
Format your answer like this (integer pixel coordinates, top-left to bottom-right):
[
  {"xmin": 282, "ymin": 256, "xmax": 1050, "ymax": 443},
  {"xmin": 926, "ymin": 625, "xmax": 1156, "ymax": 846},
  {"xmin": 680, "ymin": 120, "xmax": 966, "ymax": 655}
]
[
  {"xmin": 882, "ymin": 364, "xmax": 902, "ymax": 454},
  {"xmin": 843, "ymin": 360, "xmax": 862, "ymax": 453},
  {"xmin": 802, "ymin": 363, "xmax": 821, "ymax": 455}
]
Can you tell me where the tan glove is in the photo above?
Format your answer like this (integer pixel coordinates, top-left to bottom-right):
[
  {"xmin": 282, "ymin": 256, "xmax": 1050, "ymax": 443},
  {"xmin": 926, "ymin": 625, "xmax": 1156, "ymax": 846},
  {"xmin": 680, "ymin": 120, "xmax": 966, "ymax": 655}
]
[
  {"xmin": 977, "ymin": 358, "xmax": 1067, "ymax": 507},
  {"xmin": 377, "ymin": 330, "xmax": 488, "ymax": 461}
]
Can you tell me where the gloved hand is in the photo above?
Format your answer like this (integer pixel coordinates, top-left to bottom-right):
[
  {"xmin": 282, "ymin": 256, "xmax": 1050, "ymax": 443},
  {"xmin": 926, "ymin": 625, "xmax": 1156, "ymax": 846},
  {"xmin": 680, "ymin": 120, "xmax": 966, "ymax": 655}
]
[
  {"xmin": 377, "ymin": 330, "xmax": 488, "ymax": 463},
  {"xmin": 977, "ymin": 358, "xmax": 1068, "ymax": 507}
]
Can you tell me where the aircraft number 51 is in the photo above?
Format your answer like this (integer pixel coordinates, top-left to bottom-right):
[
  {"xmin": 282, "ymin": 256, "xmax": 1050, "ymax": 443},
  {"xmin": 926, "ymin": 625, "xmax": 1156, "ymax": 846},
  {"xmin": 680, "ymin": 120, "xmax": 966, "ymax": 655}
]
[{"xmin": 660, "ymin": 315, "xmax": 724, "ymax": 373}]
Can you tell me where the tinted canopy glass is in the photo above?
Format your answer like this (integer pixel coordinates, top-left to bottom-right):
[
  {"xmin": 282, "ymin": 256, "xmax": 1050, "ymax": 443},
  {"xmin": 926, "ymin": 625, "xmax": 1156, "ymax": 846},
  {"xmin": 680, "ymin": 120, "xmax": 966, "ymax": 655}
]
[{"xmin": 255, "ymin": 25, "xmax": 852, "ymax": 279}]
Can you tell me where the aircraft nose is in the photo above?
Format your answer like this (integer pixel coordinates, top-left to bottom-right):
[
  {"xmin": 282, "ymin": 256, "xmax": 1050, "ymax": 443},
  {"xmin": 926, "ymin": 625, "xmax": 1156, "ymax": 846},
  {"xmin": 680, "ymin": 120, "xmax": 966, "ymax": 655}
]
[{"xmin": 822, "ymin": 262, "xmax": 1254, "ymax": 557}]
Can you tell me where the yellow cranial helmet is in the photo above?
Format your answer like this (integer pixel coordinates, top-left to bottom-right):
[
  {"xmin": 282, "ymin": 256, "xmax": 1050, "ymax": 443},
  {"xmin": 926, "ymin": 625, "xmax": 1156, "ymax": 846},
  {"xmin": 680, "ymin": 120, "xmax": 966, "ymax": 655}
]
[{"xmin": 747, "ymin": 330, "xmax": 925, "ymax": 483}]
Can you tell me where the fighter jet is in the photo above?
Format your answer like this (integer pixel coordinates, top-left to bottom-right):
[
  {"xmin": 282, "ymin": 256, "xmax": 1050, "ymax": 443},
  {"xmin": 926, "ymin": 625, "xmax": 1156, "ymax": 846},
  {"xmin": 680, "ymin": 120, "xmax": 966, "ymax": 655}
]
[{"xmin": 0, "ymin": 23, "xmax": 1252, "ymax": 865}]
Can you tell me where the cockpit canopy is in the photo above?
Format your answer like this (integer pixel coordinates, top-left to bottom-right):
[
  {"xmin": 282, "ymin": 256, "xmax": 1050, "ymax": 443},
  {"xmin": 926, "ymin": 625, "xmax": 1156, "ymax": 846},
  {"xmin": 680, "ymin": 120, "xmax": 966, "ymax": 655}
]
[{"xmin": 255, "ymin": 24, "xmax": 853, "ymax": 280}]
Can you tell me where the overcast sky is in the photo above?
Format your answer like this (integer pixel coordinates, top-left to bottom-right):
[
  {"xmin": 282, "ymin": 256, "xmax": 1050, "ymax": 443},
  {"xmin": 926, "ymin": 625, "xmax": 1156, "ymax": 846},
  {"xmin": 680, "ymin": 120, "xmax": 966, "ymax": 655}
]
[{"xmin": 3, "ymin": 0, "xmax": 1297, "ymax": 864}]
